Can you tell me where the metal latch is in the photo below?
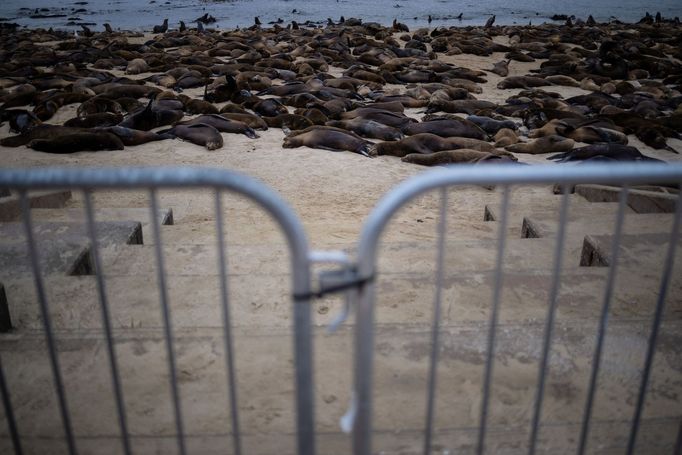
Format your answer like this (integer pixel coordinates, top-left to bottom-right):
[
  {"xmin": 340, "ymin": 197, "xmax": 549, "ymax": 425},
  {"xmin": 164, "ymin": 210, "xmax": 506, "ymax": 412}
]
[{"xmin": 298, "ymin": 250, "xmax": 372, "ymax": 332}]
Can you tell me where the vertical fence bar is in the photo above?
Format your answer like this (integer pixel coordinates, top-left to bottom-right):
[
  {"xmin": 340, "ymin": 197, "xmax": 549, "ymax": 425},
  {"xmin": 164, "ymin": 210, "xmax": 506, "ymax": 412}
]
[
  {"xmin": 0, "ymin": 352, "xmax": 22, "ymax": 454},
  {"xmin": 19, "ymin": 191, "xmax": 77, "ymax": 455},
  {"xmin": 149, "ymin": 189, "xmax": 186, "ymax": 455},
  {"xmin": 674, "ymin": 419, "xmax": 682, "ymax": 455},
  {"xmin": 576, "ymin": 186, "xmax": 629, "ymax": 455},
  {"xmin": 214, "ymin": 190, "xmax": 242, "ymax": 455},
  {"xmin": 626, "ymin": 182, "xmax": 682, "ymax": 455},
  {"xmin": 423, "ymin": 187, "xmax": 449, "ymax": 455},
  {"xmin": 477, "ymin": 185, "xmax": 511, "ymax": 455},
  {"xmin": 528, "ymin": 186, "xmax": 570, "ymax": 455},
  {"xmin": 82, "ymin": 191, "xmax": 132, "ymax": 455}
]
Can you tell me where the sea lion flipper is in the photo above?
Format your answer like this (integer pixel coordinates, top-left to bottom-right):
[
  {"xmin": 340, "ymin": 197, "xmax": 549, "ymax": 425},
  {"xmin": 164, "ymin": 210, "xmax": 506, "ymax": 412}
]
[{"xmin": 547, "ymin": 152, "xmax": 568, "ymax": 161}]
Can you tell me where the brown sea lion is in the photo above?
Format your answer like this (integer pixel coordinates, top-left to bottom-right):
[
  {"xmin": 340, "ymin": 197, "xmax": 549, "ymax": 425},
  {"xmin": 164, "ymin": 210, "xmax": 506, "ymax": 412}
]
[
  {"xmin": 64, "ymin": 112, "xmax": 124, "ymax": 128},
  {"xmin": 497, "ymin": 76, "xmax": 552, "ymax": 89},
  {"xmin": 97, "ymin": 126, "xmax": 174, "ymax": 146},
  {"xmin": 505, "ymin": 135, "xmax": 575, "ymax": 155},
  {"xmin": 179, "ymin": 115, "xmax": 259, "ymax": 139},
  {"xmin": 375, "ymin": 133, "xmax": 495, "ymax": 157},
  {"xmin": 119, "ymin": 99, "xmax": 184, "ymax": 131},
  {"xmin": 426, "ymin": 99, "xmax": 496, "ymax": 115},
  {"xmin": 28, "ymin": 132, "xmax": 124, "ymax": 153},
  {"xmin": 219, "ymin": 113, "xmax": 268, "ymax": 130},
  {"xmin": 487, "ymin": 60, "xmax": 509, "ymax": 77},
  {"xmin": 282, "ymin": 126, "xmax": 374, "ymax": 157},
  {"xmin": 179, "ymin": 96, "xmax": 219, "ymax": 115},
  {"xmin": 1, "ymin": 109, "xmax": 41, "ymax": 133},
  {"xmin": 493, "ymin": 128, "xmax": 519, "ymax": 147},
  {"xmin": 126, "ymin": 58, "xmax": 150, "ymax": 75},
  {"xmin": 340, "ymin": 109, "xmax": 416, "ymax": 128},
  {"xmin": 264, "ymin": 114, "xmax": 313, "ymax": 130},
  {"xmin": 326, "ymin": 119, "xmax": 403, "ymax": 141},
  {"xmin": 547, "ymin": 144, "xmax": 663, "ymax": 162},
  {"xmin": 401, "ymin": 119, "xmax": 487, "ymax": 140},
  {"xmin": 466, "ymin": 115, "xmax": 518, "ymax": 134},
  {"xmin": 401, "ymin": 149, "xmax": 518, "ymax": 166},
  {"xmin": 0, "ymin": 125, "xmax": 86, "ymax": 147},
  {"xmin": 161, "ymin": 123, "xmax": 223, "ymax": 150}
]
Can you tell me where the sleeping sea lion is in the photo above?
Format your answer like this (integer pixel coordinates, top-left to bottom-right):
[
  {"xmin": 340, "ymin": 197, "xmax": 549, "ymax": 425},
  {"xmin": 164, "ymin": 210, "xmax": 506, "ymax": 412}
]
[
  {"xmin": 28, "ymin": 132, "xmax": 124, "ymax": 153},
  {"xmin": 97, "ymin": 126, "xmax": 174, "ymax": 146},
  {"xmin": 375, "ymin": 133, "xmax": 495, "ymax": 157},
  {"xmin": 493, "ymin": 128, "xmax": 519, "ymax": 147},
  {"xmin": 161, "ymin": 123, "xmax": 224, "ymax": 150},
  {"xmin": 547, "ymin": 144, "xmax": 663, "ymax": 162},
  {"xmin": 119, "ymin": 98, "xmax": 183, "ymax": 131},
  {"xmin": 326, "ymin": 119, "xmax": 403, "ymax": 141},
  {"xmin": 401, "ymin": 149, "xmax": 518, "ymax": 166},
  {"xmin": 401, "ymin": 119, "xmax": 486, "ymax": 139},
  {"xmin": 179, "ymin": 114, "xmax": 259, "ymax": 138},
  {"xmin": 505, "ymin": 135, "xmax": 575, "ymax": 155},
  {"xmin": 281, "ymin": 126, "xmax": 374, "ymax": 157}
]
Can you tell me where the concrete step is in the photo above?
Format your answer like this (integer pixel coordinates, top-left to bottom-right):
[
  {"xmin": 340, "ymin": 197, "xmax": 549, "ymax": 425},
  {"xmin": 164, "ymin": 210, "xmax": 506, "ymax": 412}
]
[
  {"xmin": 582, "ymin": 233, "xmax": 682, "ymax": 270},
  {"xmin": 6, "ymin": 259, "xmax": 679, "ymax": 332},
  {"xmin": 0, "ymin": 190, "xmax": 72, "ymax": 222},
  {"xmin": 484, "ymin": 200, "xmax": 633, "ymax": 229},
  {"xmin": 575, "ymin": 184, "xmax": 679, "ymax": 214},
  {"xmin": 29, "ymin": 207, "xmax": 174, "ymax": 227},
  {"xmin": 0, "ymin": 221, "xmax": 143, "ymax": 280},
  {"xmin": 0, "ymin": 322, "xmax": 679, "ymax": 454},
  {"xmin": 522, "ymin": 213, "xmax": 676, "ymax": 239}
]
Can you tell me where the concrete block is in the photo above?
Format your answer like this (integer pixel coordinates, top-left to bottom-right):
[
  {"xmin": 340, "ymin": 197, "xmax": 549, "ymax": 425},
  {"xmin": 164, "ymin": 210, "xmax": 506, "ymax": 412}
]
[{"xmin": 0, "ymin": 190, "xmax": 72, "ymax": 222}]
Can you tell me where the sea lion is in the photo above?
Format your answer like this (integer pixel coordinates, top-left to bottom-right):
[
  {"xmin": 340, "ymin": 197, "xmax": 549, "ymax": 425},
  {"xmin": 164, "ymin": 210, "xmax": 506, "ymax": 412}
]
[
  {"xmin": 119, "ymin": 99, "xmax": 183, "ymax": 131},
  {"xmin": 153, "ymin": 18, "xmax": 168, "ymax": 33},
  {"xmin": 487, "ymin": 60, "xmax": 509, "ymax": 77},
  {"xmin": 547, "ymin": 144, "xmax": 663, "ymax": 162},
  {"xmin": 375, "ymin": 133, "xmax": 495, "ymax": 157},
  {"xmin": 28, "ymin": 132, "xmax": 124, "ymax": 153},
  {"xmin": 401, "ymin": 118, "xmax": 486, "ymax": 140},
  {"xmin": 340, "ymin": 109, "xmax": 416, "ymax": 128},
  {"xmin": 493, "ymin": 128, "xmax": 519, "ymax": 147},
  {"xmin": 326, "ymin": 118, "xmax": 403, "ymax": 141},
  {"xmin": 97, "ymin": 126, "xmax": 174, "ymax": 146},
  {"xmin": 77, "ymin": 97, "xmax": 124, "ymax": 117},
  {"xmin": 219, "ymin": 113, "xmax": 268, "ymax": 130},
  {"xmin": 126, "ymin": 59, "xmax": 150, "ymax": 75},
  {"xmin": 264, "ymin": 114, "xmax": 313, "ymax": 130},
  {"xmin": 161, "ymin": 124, "xmax": 223, "ymax": 150},
  {"xmin": 1, "ymin": 109, "xmax": 41, "ymax": 133},
  {"xmin": 281, "ymin": 126, "xmax": 374, "ymax": 157},
  {"xmin": 426, "ymin": 99, "xmax": 496, "ymax": 115},
  {"xmin": 0, "ymin": 125, "xmax": 86, "ymax": 147},
  {"xmin": 497, "ymin": 76, "xmax": 552, "ymax": 89},
  {"xmin": 64, "ymin": 112, "xmax": 124, "ymax": 128},
  {"xmin": 401, "ymin": 149, "xmax": 517, "ymax": 166},
  {"xmin": 179, "ymin": 115, "xmax": 259, "ymax": 139},
  {"xmin": 505, "ymin": 135, "xmax": 575, "ymax": 155},
  {"xmin": 252, "ymin": 98, "xmax": 288, "ymax": 117},
  {"xmin": 466, "ymin": 115, "xmax": 518, "ymax": 134}
]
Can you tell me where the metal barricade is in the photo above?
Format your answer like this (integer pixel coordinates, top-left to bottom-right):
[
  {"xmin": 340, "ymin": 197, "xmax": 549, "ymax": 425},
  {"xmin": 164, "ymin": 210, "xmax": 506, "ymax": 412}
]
[
  {"xmin": 0, "ymin": 167, "xmax": 317, "ymax": 455},
  {"xmin": 1, "ymin": 163, "xmax": 681, "ymax": 454},
  {"xmin": 352, "ymin": 163, "xmax": 682, "ymax": 455}
]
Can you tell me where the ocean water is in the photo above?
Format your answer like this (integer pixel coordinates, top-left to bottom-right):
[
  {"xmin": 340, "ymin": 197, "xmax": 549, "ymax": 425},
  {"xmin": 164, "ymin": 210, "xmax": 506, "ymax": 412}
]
[{"xmin": 1, "ymin": 0, "xmax": 681, "ymax": 32}]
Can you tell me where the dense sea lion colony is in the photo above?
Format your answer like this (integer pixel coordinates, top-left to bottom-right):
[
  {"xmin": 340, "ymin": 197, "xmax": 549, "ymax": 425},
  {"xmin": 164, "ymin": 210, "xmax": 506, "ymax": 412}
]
[{"xmin": 0, "ymin": 17, "xmax": 681, "ymax": 166}]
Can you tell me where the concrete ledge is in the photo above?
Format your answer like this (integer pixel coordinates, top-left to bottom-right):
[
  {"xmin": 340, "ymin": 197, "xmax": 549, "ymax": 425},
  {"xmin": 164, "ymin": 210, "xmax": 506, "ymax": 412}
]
[
  {"xmin": 0, "ymin": 190, "xmax": 72, "ymax": 222},
  {"xmin": 575, "ymin": 184, "xmax": 679, "ymax": 214}
]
